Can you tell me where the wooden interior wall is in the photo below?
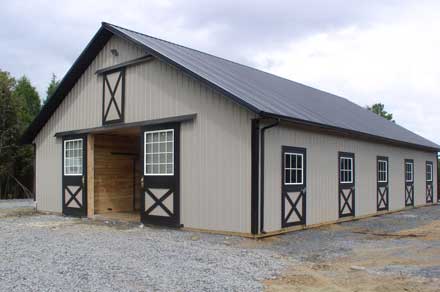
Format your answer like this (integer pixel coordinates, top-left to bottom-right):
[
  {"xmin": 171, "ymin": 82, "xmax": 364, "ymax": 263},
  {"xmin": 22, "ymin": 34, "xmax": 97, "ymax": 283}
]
[{"xmin": 94, "ymin": 134, "xmax": 141, "ymax": 214}]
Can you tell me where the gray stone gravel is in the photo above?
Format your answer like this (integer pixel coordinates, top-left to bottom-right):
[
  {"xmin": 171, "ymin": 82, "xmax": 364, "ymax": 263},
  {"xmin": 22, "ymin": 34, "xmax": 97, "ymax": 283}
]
[
  {"xmin": 0, "ymin": 199, "xmax": 34, "ymax": 210},
  {"xmin": 262, "ymin": 205, "xmax": 440, "ymax": 261},
  {"xmin": 0, "ymin": 203, "xmax": 439, "ymax": 291},
  {"xmin": 0, "ymin": 215, "xmax": 287, "ymax": 292}
]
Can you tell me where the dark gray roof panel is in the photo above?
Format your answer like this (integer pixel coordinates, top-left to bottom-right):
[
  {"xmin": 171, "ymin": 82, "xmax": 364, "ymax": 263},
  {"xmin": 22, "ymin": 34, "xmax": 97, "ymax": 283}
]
[{"xmin": 105, "ymin": 23, "xmax": 438, "ymax": 150}]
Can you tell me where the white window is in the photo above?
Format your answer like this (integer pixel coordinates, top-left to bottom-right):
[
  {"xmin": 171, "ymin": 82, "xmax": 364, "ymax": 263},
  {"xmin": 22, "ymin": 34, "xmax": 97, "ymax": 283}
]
[
  {"xmin": 378, "ymin": 160, "xmax": 388, "ymax": 183},
  {"xmin": 64, "ymin": 139, "xmax": 83, "ymax": 176},
  {"xmin": 405, "ymin": 161, "xmax": 414, "ymax": 182},
  {"xmin": 144, "ymin": 129, "xmax": 174, "ymax": 176},
  {"xmin": 284, "ymin": 153, "xmax": 303, "ymax": 185},
  {"xmin": 427, "ymin": 163, "xmax": 433, "ymax": 182},
  {"xmin": 340, "ymin": 157, "xmax": 353, "ymax": 183}
]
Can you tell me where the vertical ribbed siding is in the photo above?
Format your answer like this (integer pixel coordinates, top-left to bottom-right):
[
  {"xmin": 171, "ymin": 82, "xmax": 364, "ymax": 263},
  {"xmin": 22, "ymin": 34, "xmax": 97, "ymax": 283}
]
[
  {"xmin": 125, "ymin": 58, "xmax": 255, "ymax": 233},
  {"xmin": 34, "ymin": 36, "xmax": 144, "ymax": 213},
  {"xmin": 263, "ymin": 124, "xmax": 437, "ymax": 232},
  {"xmin": 34, "ymin": 35, "xmax": 255, "ymax": 233}
]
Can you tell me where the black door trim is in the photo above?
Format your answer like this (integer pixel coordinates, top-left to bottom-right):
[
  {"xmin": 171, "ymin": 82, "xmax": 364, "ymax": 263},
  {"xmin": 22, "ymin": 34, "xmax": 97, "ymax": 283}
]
[
  {"xmin": 426, "ymin": 161, "xmax": 434, "ymax": 204},
  {"xmin": 281, "ymin": 146, "xmax": 307, "ymax": 228},
  {"xmin": 404, "ymin": 159, "xmax": 414, "ymax": 207},
  {"xmin": 377, "ymin": 156, "xmax": 389, "ymax": 211},
  {"xmin": 62, "ymin": 134, "xmax": 87, "ymax": 217},
  {"xmin": 140, "ymin": 122, "xmax": 180, "ymax": 227},
  {"xmin": 338, "ymin": 152, "xmax": 355, "ymax": 218}
]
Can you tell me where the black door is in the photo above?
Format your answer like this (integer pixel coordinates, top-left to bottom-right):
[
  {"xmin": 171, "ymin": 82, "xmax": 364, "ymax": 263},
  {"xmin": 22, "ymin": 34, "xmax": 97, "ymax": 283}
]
[
  {"xmin": 404, "ymin": 159, "xmax": 414, "ymax": 207},
  {"xmin": 426, "ymin": 161, "xmax": 434, "ymax": 204},
  {"xmin": 338, "ymin": 152, "xmax": 355, "ymax": 218},
  {"xmin": 62, "ymin": 135, "xmax": 87, "ymax": 217},
  {"xmin": 377, "ymin": 156, "xmax": 389, "ymax": 211},
  {"xmin": 140, "ymin": 123, "xmax": 180, "ymax": 227},
  {"xmin": 281, "ymin": 146, "xmax": 306, "ymax": 227}
]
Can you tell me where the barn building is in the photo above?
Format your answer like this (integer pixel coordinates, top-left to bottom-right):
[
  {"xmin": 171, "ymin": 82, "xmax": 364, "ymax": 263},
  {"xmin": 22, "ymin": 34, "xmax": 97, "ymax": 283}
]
[{"xmin": 22, "ymin": 23, "xmax": 439, "ymax": 237}]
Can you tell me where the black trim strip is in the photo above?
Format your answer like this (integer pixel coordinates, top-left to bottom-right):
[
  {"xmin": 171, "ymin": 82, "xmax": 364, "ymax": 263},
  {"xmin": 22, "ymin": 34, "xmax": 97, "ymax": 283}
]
[
  {"xmin": 54, "ymin": 114, "xmax": 196, "ymax": 137},
  {"xmin": 260, "ymin": 112, "xmax": 439, "ymax": 152},
  {"xmin": 96, "ymin": 55, "xmax": 153, "ymax": 75},
  {"xmin": 251, "ymin": 119, "xmax": 260, "ymax": 235}
]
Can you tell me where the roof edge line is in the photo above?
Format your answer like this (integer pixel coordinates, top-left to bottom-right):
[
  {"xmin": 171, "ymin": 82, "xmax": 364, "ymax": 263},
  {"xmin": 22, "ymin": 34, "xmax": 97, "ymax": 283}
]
[
  {"xmin": 21, "ymin": 25, "xmax": 113, "ymax": 144},
  {"xmin": 260, "ymin": 111, "xmax": 440, "ymax": 152}
]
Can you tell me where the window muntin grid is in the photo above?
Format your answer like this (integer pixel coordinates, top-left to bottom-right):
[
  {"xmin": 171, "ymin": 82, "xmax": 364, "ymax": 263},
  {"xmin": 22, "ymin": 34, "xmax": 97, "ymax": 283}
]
[
  {"xmin": 340, "ymin": 157, "xmax": 353, "ymax": 183},
  {"xmin": 405, "ymin": 161, "xmax": 414, "ymax": 182},
  {"xmin": 378, "ymin": 160, "xmax": 388, "ymax": 183},
  {"xmin": 426, "ymin": 163, "xmax": 433, "ymax": 182},
  {"xmin": 144, "ymin": 129, "xmax": 174, "ymax": 176},
  {"xmin": 64, "ymin": 139, "xmax": 83, "ymax": 176},
  {"xmin": 284, "ymin": 153, "xmax": 303, "ymax": 185}
]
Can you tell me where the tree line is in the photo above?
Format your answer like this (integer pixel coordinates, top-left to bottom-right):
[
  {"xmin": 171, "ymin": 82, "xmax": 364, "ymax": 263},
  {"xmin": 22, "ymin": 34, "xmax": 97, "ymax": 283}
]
[{"xmin": 0, "ymin": 69, "xmax": 59, "ymax": 199}]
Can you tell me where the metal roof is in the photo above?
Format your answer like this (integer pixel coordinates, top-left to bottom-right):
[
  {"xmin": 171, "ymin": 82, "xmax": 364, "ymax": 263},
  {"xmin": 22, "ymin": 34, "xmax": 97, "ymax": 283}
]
[{"xmin": 22, "ymin": 22, "xmax": 439, "ymax": 151}]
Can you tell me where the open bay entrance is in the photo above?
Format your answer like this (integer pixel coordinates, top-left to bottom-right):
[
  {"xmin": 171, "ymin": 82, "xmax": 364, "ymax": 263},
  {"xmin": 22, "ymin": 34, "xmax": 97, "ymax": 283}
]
[{"xmin": 92, "ymin": 127, "xmax": 141, "ymax": 223}]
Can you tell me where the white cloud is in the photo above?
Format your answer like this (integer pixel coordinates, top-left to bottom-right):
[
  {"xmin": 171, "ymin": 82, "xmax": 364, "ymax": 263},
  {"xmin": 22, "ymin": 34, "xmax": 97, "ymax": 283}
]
[
  {"xmin": 0, "ymin": 0, "xmax": 438, "ymax": 144},
  {"xmin": 252, "ymin": 2, "xmax": 440, "ymax": 144}
]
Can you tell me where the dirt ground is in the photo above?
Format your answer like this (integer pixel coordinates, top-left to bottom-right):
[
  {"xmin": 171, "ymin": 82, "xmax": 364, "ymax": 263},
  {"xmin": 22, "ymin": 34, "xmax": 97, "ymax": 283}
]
[
  {"xmin": 262, "ymin": 211, "xmax": 440, "ymax": 292},
  {"xmin": 0, "ymin": 200, "xmax": 439, "ymax": 291}
]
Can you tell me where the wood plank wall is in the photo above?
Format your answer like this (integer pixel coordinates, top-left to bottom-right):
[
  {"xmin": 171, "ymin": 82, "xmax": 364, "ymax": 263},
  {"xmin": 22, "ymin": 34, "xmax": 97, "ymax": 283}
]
[{"xmin": 94, "ymin": 134, "xmax": 141, "ymax": 214}]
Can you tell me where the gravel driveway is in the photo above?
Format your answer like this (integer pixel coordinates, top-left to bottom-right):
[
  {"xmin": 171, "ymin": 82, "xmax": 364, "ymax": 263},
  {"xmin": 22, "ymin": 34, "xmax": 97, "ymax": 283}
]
[{"xmin": 0, "ymin": 201, "xmax": 439, "ymax": 291}]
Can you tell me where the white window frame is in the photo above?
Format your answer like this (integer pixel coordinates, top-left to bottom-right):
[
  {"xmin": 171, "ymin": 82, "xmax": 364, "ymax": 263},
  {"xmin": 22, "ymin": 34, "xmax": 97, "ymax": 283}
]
[
  {"xmin": 284, "ymin": 152, "xmax": 304, "ymax": 185},
  {"xmin": 427, "ymin": 163, "xmax": 433, "ymax": 182},
  {"xmin": 378, "ymin": 160, "xmax": 388, "ymax": 183},
  {"xmin": 144, "ymin": 129, "xmax": 174, "ymax": 176},
  {"xmin": 340, "ymin": 157, "xmax": 353, "ymax": 184},
  {"xmin": 63, "ymin": 138, "xmax": 83, "ymax": 176},
  {"xmin": 405, "ymin": 161, "xmax": 414, "ymax": 182}
]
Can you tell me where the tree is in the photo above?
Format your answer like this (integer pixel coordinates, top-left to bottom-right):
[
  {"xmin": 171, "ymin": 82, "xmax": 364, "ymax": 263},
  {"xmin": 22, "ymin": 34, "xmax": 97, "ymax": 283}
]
[
  {"xmin": 12, "ymin": 76, "xmax": 41, "ymax": 193},
  {"xmin": 0, "ymin": 70, "xmax": 21, "ymax": 198},
  {"xmin": 0, "ymin": 70, "xmax": 40, "ymax": 199},
  {"xmin": 44, "ymin": 73, "xmax": 60, "ymax": 105},
  {"xmin": 367, "ymin": 103, "xmax": 395, "ymax": 122},
  {"xmin": 13, "ymin": 76, "xmax": 41, "ymax": 126}
]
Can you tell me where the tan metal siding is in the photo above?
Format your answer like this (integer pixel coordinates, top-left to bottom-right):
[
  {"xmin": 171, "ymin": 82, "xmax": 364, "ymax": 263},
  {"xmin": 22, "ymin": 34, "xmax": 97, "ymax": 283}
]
[
  {"xmin": 263, "ymin": 124, "xmax": 437, "ymax": 232},
  {"xmin": 34, "ymin": 36, "xmax": 143, "ymax": 213},
  {"xmin": 34, "ymin": 35, "xmax": 254, "ymax": 233}
]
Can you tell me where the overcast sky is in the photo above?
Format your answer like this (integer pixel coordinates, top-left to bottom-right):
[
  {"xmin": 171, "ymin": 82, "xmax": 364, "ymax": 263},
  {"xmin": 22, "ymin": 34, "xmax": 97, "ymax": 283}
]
[{"xmin": 1, "ymin": 0, "xmax": 439, "ymax": 144}]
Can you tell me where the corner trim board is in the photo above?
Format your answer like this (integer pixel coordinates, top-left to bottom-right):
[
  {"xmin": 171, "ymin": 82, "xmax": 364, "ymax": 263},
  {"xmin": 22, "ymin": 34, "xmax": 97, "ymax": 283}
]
[
  {"xmin": 251, "ymin": 119, "xmax": 260, "ymax": 235},
  {"xmin": 259, "ymin": 119, "xmax": 280, "ymax": 234}
]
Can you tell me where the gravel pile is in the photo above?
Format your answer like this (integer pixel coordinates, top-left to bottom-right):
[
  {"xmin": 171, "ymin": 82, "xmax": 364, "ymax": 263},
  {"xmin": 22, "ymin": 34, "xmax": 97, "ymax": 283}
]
[{"xmin": 0, "ymin": 215, "xmax": 287, "ymax": 292}]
